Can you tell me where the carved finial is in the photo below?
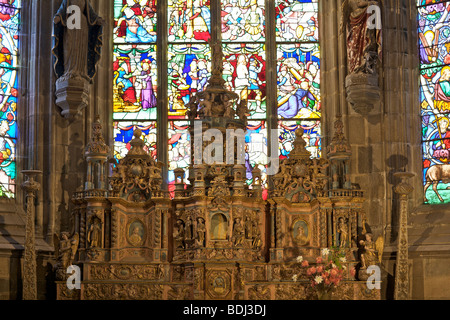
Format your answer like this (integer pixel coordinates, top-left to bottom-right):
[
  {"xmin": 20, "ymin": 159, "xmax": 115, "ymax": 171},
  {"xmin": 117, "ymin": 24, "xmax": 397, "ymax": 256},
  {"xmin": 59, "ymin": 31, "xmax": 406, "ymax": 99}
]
[
  {"xmin": 288, "ymin": 126, "xmax": 311, "ymax": 160},
  {"xmin": 85, "ymin": 115, "xmax": 109, "ymax": 156},
  {"xmin": 327, "ymin": 115, "xmax": 351, "ymax": 158},
  {"xmin": 128, "ymin": 129, "xmax": 148, "ymax": 156}
]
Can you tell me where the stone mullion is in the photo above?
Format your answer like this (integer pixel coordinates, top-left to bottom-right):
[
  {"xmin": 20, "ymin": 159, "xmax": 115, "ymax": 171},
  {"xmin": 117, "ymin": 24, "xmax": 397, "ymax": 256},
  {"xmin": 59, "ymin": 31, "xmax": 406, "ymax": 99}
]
[
  {"xmin": 265, "ymin": 0, "xmax": 277, "ymax": 192},
  {"xmin": 211, "ymin": 0, "xmax": 221, "ymax": 52},
  {"xmin": 157, "ymin": 0, "xmax": 169, "ymax": 189}
]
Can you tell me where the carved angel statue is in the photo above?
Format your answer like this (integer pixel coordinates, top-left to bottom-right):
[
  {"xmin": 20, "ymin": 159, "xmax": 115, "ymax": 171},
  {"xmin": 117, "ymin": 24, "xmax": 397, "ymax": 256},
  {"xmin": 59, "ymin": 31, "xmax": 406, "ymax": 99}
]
[
  {"xmin": 53, "ymin": 232, "xmax": 79, "ymax": 279},
  {"xmin": 358, "ymin": 232, "xmax": 384, "ymax": 269},
  {"xmin": 340, "ymin": 0, "xmax": 382, "ymax": 75}
]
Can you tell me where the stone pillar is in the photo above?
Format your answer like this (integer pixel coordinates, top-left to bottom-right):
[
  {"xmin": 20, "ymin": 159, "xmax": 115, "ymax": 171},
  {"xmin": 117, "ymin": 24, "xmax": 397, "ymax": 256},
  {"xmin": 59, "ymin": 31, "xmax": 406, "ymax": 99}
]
[
  {"xmin": 393, "ymin": 172, "xmax": 414, "ymax": 300},
  {"xmin": 21, "ymin": 170, "xmax": 42, "ymax": 300}
]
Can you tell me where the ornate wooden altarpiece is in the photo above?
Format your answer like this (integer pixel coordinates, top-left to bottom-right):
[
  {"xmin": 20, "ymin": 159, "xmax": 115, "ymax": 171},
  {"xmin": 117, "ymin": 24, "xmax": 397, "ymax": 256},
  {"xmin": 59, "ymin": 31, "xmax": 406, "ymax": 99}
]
[{"xmin": 54, "ymin": 49, "xmax": 381, "ymax": 301}]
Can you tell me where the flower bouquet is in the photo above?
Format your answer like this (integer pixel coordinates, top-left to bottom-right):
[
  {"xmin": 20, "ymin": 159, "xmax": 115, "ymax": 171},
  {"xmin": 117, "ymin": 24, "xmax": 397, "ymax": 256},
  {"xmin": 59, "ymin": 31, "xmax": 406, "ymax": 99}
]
[{"xmin": 293, "ymin": 248, "xmax": 351, "ymax": 300}]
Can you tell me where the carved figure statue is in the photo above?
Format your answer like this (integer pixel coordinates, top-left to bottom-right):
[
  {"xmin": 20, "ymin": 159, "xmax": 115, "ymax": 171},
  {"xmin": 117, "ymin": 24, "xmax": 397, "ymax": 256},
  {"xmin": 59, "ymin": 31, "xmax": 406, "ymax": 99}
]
[
  {"xmin": 252, "ymin": 229, "xmax": 262, "ymax": 249},
  {"xmin": 358, "ymin": 232, "xmax": 384, "ymax": 269},
  {"xmin": 341, "ymin": 0, "xmax": 382, "ymax": 74},
  {"xmin": 185, "ymin": 216, "xmax": 194, "ymax": 240},
  {"xmin": 52, "ymin": 0, "xmax": 104, "ymax": 82},
  {"xmin": 196, "ymin": 218, "xmax": 206, "ymax": 247},
  {"xmin": 87, "ymin": 217, "xmax": 102, "ymax": 248},
  {"xmin": 53, "ymin": 232, "xmax": 79, "ymax": 280},
  {"xmin": 337, "ymin": 217, "xmax": 349, "ymax": 248},
  {"xmin": 232, "ymin": 218, "xmax": 245, "ymax": 246},
  {"xmin": 174, "ymin": 219, "xmax": 186, "ymax": 249}
]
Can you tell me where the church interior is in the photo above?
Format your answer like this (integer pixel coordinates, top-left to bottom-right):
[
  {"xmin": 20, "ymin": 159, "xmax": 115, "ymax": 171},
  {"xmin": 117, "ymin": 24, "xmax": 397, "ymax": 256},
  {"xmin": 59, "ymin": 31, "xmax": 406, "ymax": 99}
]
[{"xmin": 1, "ymin": 0, "xmax": 450, "ymax": 301}]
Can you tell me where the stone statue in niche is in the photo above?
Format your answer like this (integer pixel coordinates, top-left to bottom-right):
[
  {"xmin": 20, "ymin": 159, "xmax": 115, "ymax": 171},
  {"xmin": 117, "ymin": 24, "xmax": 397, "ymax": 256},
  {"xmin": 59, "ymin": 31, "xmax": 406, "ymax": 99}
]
[
  {"xmin": 232, "ymin": 218, "xmax": 245, "ymax": 247},
  {"xmin": 52, "ymin": 0, "xmax": 104, "ymax": 118},
  {"xmin": 87, "ymin": 217, "xmax": 102, "ymax": 248},
  {"xmin": 341, "ymin": 0, "xmax": 382, "ymax": 115},
  {"xmin": 196, "ymin": 218, "xmax": 206, "ymax": 247},
  {"xmin": 341, "ymin": 0, "xmax": 382, "ymax": 75},
  {"xmin": 337, "ymin": 217, "xmax": 349, "ymax": 248},
  {"xmin": 53, "ymin": 0, "xmax": 104, "ymax": 82},
  {"xmin": 174, "ymin": 219, "xmax": 186, "ymax": 249},
  {"xmin": 185, "ymin": 216, "xmax": 194, "ymax": 240}
]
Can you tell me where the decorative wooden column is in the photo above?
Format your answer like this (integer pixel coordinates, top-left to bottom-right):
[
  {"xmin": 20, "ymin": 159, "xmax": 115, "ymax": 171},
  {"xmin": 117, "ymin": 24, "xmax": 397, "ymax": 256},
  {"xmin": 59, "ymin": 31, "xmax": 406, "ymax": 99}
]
[
  {"xmin": 21, "ymin": 170, "xmax": 42, "ymax": 300},
  {"xmin": 393, "ymin": 172, "xmax": 414, "ymax": 300}
]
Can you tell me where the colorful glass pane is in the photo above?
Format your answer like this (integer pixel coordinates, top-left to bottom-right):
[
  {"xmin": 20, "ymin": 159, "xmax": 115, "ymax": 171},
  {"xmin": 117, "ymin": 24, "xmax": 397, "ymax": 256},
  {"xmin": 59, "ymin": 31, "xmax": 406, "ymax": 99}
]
[
  {"xmin": 113, "ymin": 121, "xmax": 157, "ymax": 161},
  {"xmin": 168, "ymin": 0, "xmax": 211, "ymax": 43},
  {"xmin": 419, "ymin": 1, "xmax": 450, "ymax": 204},
  {"xmin": 168, "ymin": 44, "xmax": 211, "ymax": 119},
  {"xmin": 246, "ymin": 121, "xmax": 268, "ymax": 199},
  {"xmin": 114, "ymin": 0, "xmax": 157, "ymax": 44},
  {"xmin": 278, "ymin": 120, "xmax": 321, "ymax": 160},
  {"xmin": 275, "ymin": 0, "xmax": 319, "ymax": 43},
  {"xmin": 113, "ymin": 44, "xmax": 157, "ymax": 120},
  {"xmin": 277, "ymin": 43, "xmax": 320, "ymax": 119},
  {"xmin": 0, "ymin": 0, "xmax": 19, "ymax": 198},
  {"xmin": 221, "ymin": 0, "xmax": 265, "ymax": 43},
  {"xmin": 222, "ymin": 44, "xmax": 266, "ymax": 119},
  {"xmin": 168, "ymin": 121, "xmax": 191, "ymax": 196}
]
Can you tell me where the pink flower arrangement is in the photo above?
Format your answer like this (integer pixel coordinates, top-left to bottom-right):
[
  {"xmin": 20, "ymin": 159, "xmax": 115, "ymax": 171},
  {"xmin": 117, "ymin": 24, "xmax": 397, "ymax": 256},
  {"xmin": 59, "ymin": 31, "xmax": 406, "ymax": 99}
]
[{"xmin": 292, "ymin": 248, "xmax": 348, "ymax": 299}]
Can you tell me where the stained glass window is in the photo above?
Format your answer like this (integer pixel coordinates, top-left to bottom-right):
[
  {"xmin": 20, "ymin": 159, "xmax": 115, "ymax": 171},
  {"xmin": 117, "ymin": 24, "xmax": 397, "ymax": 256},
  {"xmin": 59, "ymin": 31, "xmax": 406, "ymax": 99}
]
[
  {"xmin": 276, "ymin": 0, "xmax": 321, "ymax": 160},
  {"xmin": 418, "ymin": 0, "xmax": 450, "ymax": 204},
  {"xmin": 113, "ymin": 1, "xmax": 320, "ymax": 199},
  {"xmin": 0, "ymin": 0, "xmax": 20, "ymax": 199}
]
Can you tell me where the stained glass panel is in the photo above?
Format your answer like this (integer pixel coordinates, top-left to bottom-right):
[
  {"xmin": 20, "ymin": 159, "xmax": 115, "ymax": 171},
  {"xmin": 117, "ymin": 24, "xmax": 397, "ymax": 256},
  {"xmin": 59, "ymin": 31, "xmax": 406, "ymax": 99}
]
[
  {"xmin": 275, "ymin": 0, "xmax": 319, "ymax": 43},
  {"xmin": 113, "ymin": 44, "xmax": 158, "ymax": 120},
  {"xmin": 168, "ymin": 44, "xmax": 211, "ymax": 119},
  {"xmin": 114, "ymin": 0, "xmax": 157, "ymax": 44},
  {"xmin": 113, "ymin": 121, "xmax": 157, "ymax": 161},
  {"xmin": 278, "ymin": 120, "xmax": 321, "ymax": 160},
  {"xmin": 0, "ymin": 0, "xmax": 19, "ymax": 198},
  {"xmin": 221, "ymin": 0, "xmax": 266, "ymax": 43},
  {"xmin": 168, "ymin": 0, "xmax": 211, "ymax": 43},
  {"xmin": 222, "ymin": 43, "xmax": 266, "ymax": 119},
  {"xmin": 419, "ymin": 1, "xmax": 450, "ymax": 204},
  {"xmin": 277, "ymin": 43, "xmax": 320, "ymax": 119},
  {"xmin": 168, "ymin": 121, "xmax": 191, "ymax": 197},
  {"xmin": 246, "ymin": 121, "xmax": 268, "ymax": 199}
]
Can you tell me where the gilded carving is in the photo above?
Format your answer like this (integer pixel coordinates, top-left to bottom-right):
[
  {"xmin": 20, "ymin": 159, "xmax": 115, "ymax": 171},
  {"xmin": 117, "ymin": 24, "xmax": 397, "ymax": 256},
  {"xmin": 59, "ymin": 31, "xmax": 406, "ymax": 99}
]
[
  {"xmin": 275, "ymin": 284, "xmax": 307, "ymax": 300},
  {"xmin": 206, "ymin": 270, "xmax": 232, "ymax": 299},
  {"xmin": 248, "ymin": 285, "xmax": 271, "ymax": 300},
  {"xmin": 291, "ymin": 219, "xmax": 310, "ymax": 246},
  {"xmin": 61, "ymin": 49, "xmax": 380, "ymax": 301},
  {"xmin": 83, "ymin": 283, "xmax": 163, "ymax": 300},
  {"xmin": 126, "ymin": 219, "xmax": 146, "ymax": 247},
  {"xmin": 168, "ymin": 286, "xmax": 192, "ymax": 300},
  {"xmin": 53, "ymin": 232, "xmax": 79, "ymax": 280}
]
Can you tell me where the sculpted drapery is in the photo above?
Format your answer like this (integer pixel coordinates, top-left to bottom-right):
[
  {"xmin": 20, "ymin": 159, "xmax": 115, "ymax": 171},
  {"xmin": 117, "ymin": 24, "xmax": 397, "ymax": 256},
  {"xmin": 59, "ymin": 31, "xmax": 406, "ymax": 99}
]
[
  {"xmin": 52, "ymin": 0, "xmax": 104, "ymax": 82},
  {"xmin": 341, "ymin": 0, "xmax": 382, "ymax": 74}
]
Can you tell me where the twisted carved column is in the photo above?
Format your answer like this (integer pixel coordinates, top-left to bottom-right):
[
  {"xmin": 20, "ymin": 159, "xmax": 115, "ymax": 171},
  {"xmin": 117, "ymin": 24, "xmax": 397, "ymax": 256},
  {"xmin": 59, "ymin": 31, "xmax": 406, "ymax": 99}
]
[
  {"xmin": 21, "ymin": 170, "xmax": 42, "ymax": 300},
  {"xmin": 393, "ymin": 172, "xmax": 414, "ymax": 300}
]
